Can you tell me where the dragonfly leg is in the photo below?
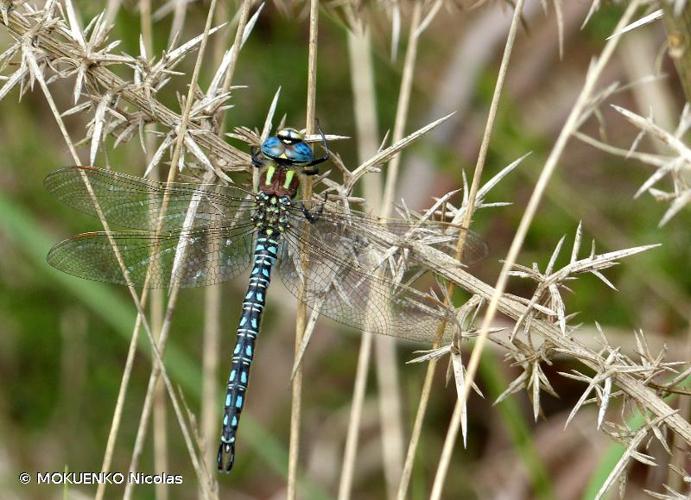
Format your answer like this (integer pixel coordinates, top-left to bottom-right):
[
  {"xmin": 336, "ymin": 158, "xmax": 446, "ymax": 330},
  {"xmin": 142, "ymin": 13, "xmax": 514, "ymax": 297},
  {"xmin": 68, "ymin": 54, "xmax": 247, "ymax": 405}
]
[
  {"xmin": 302, "ymin": 164, "xmax": 321, "ymax": 175},
  {"xmin": 303, "ymin": 120, "xmax": 330, "ymax": 171},
  {"xmin": 300, "ymin": 192, "xmax": 329, "ymax": 223},
  {"xmin": 251, "ymin": 146, "xmax": 266, "ymax": 168}
]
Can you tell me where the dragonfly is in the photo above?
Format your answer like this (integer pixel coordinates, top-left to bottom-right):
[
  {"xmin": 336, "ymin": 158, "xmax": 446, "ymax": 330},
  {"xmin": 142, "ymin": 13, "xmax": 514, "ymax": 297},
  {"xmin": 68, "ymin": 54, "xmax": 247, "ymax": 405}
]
[{"xmin": 44, "ymin": 127, "xmax": 487, "ymax": 472}]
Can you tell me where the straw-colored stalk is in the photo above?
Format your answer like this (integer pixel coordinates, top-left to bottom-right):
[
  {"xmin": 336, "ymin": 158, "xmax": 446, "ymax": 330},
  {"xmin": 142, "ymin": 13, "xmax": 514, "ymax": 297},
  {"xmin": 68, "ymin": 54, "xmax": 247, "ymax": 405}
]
[{"xmin": 288, "ymin": 1, "xmax": 320, "ymax": 498}]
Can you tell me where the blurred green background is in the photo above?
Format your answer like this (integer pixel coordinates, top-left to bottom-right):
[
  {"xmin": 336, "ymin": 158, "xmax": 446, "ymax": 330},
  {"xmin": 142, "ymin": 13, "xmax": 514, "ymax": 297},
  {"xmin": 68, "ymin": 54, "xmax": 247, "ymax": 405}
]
[{"xmin": 0, "ymin": 1, "xmax": 689, "ymax": 499}]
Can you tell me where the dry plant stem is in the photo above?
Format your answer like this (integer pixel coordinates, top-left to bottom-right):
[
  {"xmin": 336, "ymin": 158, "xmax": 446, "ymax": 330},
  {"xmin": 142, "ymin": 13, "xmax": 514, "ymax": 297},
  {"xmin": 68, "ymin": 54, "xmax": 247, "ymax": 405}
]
[
  {"xmin": 373, "ymin": 327, "xmax": 404, "ymax": 495},
  {"xmin": 288, "ymin": 1, "xmax": 319, "ymax": 498},
  {"xmin": 395, "ymin": 359, "xmax": 436, "ymax": 500},
  {"xmin": 126, "ymin": 298, "xmax": 213, "ymax": 497},
  {"xmin": 212, "ymin": 0, "xmax": 231, "ymax": 66},
  {"xmin": 96, "ymin": 1, "xmax": 159, "ymax": 494},
  {"xmin": 104, "ymin": 0, "xmax": 121, "ymax": 25},
  {"xmin": 438, "ymin": 4, "xmax": 643, "ymax": 496},
  {"xmin": 662, "ymin": 2, "xmax": 691, "ymax": 102},
  {"xmin": 380, "ymin": 1, "xmax": 422, "ymax": 215},
  {"xmin": 338, "ymin": 333, "xmax": 372, "ymax": 500},
  {"xmin": 138, "ymin": 2, "xmax": 168, "ymax": 497},
  {"xmin": 139, "ymin": 0, "xmax": 153, "ymax": 62},
  {"xmin": 152, "ymin": 288, "xmax": 168, "ymax": 500},
  {"xmin": 220, "ymin": 0, "xmax": 252, "ymax": 93},
  {"xmin": 96, "ymin": 312, "xmax": 147, "ymax": 500},
  {"xmin": 428, "ymin": 0, "xmax": 526, "ymax": 497},
  {"xmin": 125, "ymin": 1, "xmax": 220, "ymax": 495},
  {"xmin": 338, "ymin": 23, "xmax": 379, "ymax": 500},
  {"xmin": 430, "ymin": 400, "xmax": 463, "ymax": 499},
  {"xmin": 347, "ymin": 25, "xmax": 382, "ymax": 208},
  {"xmin": 123, "ymin": 172, "xmax": 216, "ymax": 500},
  {"xmin": 201, "ymin": 284, "xmax": 221, "ymax": 481},
  {"xmin": 376, "ymin": 5, "xmax": 425, "ymax": 496}
]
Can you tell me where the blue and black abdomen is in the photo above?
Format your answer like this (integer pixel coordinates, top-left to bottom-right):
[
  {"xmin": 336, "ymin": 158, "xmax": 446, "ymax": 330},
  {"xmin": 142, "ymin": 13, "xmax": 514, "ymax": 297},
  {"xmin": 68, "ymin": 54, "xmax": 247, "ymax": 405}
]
[{"xmin": 217, "ymin": 231, "xmax": 280, "ymax": 472}]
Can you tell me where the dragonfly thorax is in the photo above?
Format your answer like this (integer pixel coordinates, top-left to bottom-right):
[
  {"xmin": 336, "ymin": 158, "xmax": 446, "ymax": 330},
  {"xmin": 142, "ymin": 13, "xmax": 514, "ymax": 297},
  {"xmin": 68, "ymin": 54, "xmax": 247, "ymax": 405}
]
[
  {"xmin": 258, "ymin": 165, "xmax": 300, "ymax": 198},
  {"xmin": 253, "ymin": 191, "xmax": 291, "ymax": 234}
]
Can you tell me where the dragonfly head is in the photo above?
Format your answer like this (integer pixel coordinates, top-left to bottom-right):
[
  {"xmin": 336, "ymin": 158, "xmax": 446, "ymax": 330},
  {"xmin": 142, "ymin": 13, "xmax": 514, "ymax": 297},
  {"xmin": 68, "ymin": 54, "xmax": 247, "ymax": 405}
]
[
  {"xmin": 260, "ymin": 127, "xmax": 316, "ymax": 167},
  {"xmin": 255, "ymin": 125, "xmax": 330, "ymax": 196}
]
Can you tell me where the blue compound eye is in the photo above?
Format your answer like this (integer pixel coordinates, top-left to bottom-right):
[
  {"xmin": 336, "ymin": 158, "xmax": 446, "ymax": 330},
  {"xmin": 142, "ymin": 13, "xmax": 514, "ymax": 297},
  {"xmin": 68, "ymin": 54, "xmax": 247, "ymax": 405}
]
[
  {"xmin": 261, "ymin": 136, "xmax": 284, "ymax": 158},
  {"xmin": 261, "ymin": 129, "xmax": 315, "ymax": 166},
  {"xmin": 286, "ymin": 141, "xmax": 314, "ymax": 163}
]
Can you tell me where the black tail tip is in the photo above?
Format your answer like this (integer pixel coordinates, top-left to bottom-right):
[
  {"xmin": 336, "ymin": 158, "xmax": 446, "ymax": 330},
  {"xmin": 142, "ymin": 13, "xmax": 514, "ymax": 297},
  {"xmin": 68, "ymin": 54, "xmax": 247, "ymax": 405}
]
[{"xmin": 217, "ymin": 442, "xmax": 235, "ymax": 473}]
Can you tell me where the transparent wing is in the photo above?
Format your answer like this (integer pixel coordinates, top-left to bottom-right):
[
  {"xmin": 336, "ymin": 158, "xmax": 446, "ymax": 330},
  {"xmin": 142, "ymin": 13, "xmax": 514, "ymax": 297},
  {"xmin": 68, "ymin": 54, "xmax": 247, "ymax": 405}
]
[
  {"xmin": 47, "ymin": 224, "xmax": 256, "ymax": 288},
  {"xmin": 295, "ymin": 200, "xmax": 488, "ymax": 264},
  {"xmin": 277, "ymin": 217, "xmax": 459, "ymax": 344},
  {"xmin": 45, "ymin": 166, "xmax": 256, "ymax": 232}
]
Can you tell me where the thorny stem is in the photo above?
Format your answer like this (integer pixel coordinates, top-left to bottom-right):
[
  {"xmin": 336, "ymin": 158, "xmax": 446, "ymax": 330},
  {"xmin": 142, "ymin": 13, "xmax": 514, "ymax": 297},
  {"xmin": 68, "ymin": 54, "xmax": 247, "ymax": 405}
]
[
  {"xmin": 429, "ymin": 0, "xmax": 526, "ymax": 497},
  {"xmin": 525, "ymin": 144, "xmax": 691, "ymax": 320},
  {"xmin": 3, "ymin": 12, "xmax": 250, "ymax": 172},
  {"xmin": 288, "ymin": 0, "xmax": 319, "ymax": 498},
  {"xmin": 378, "ymin": 233, "xmax": 691, "ymax": 445}
]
